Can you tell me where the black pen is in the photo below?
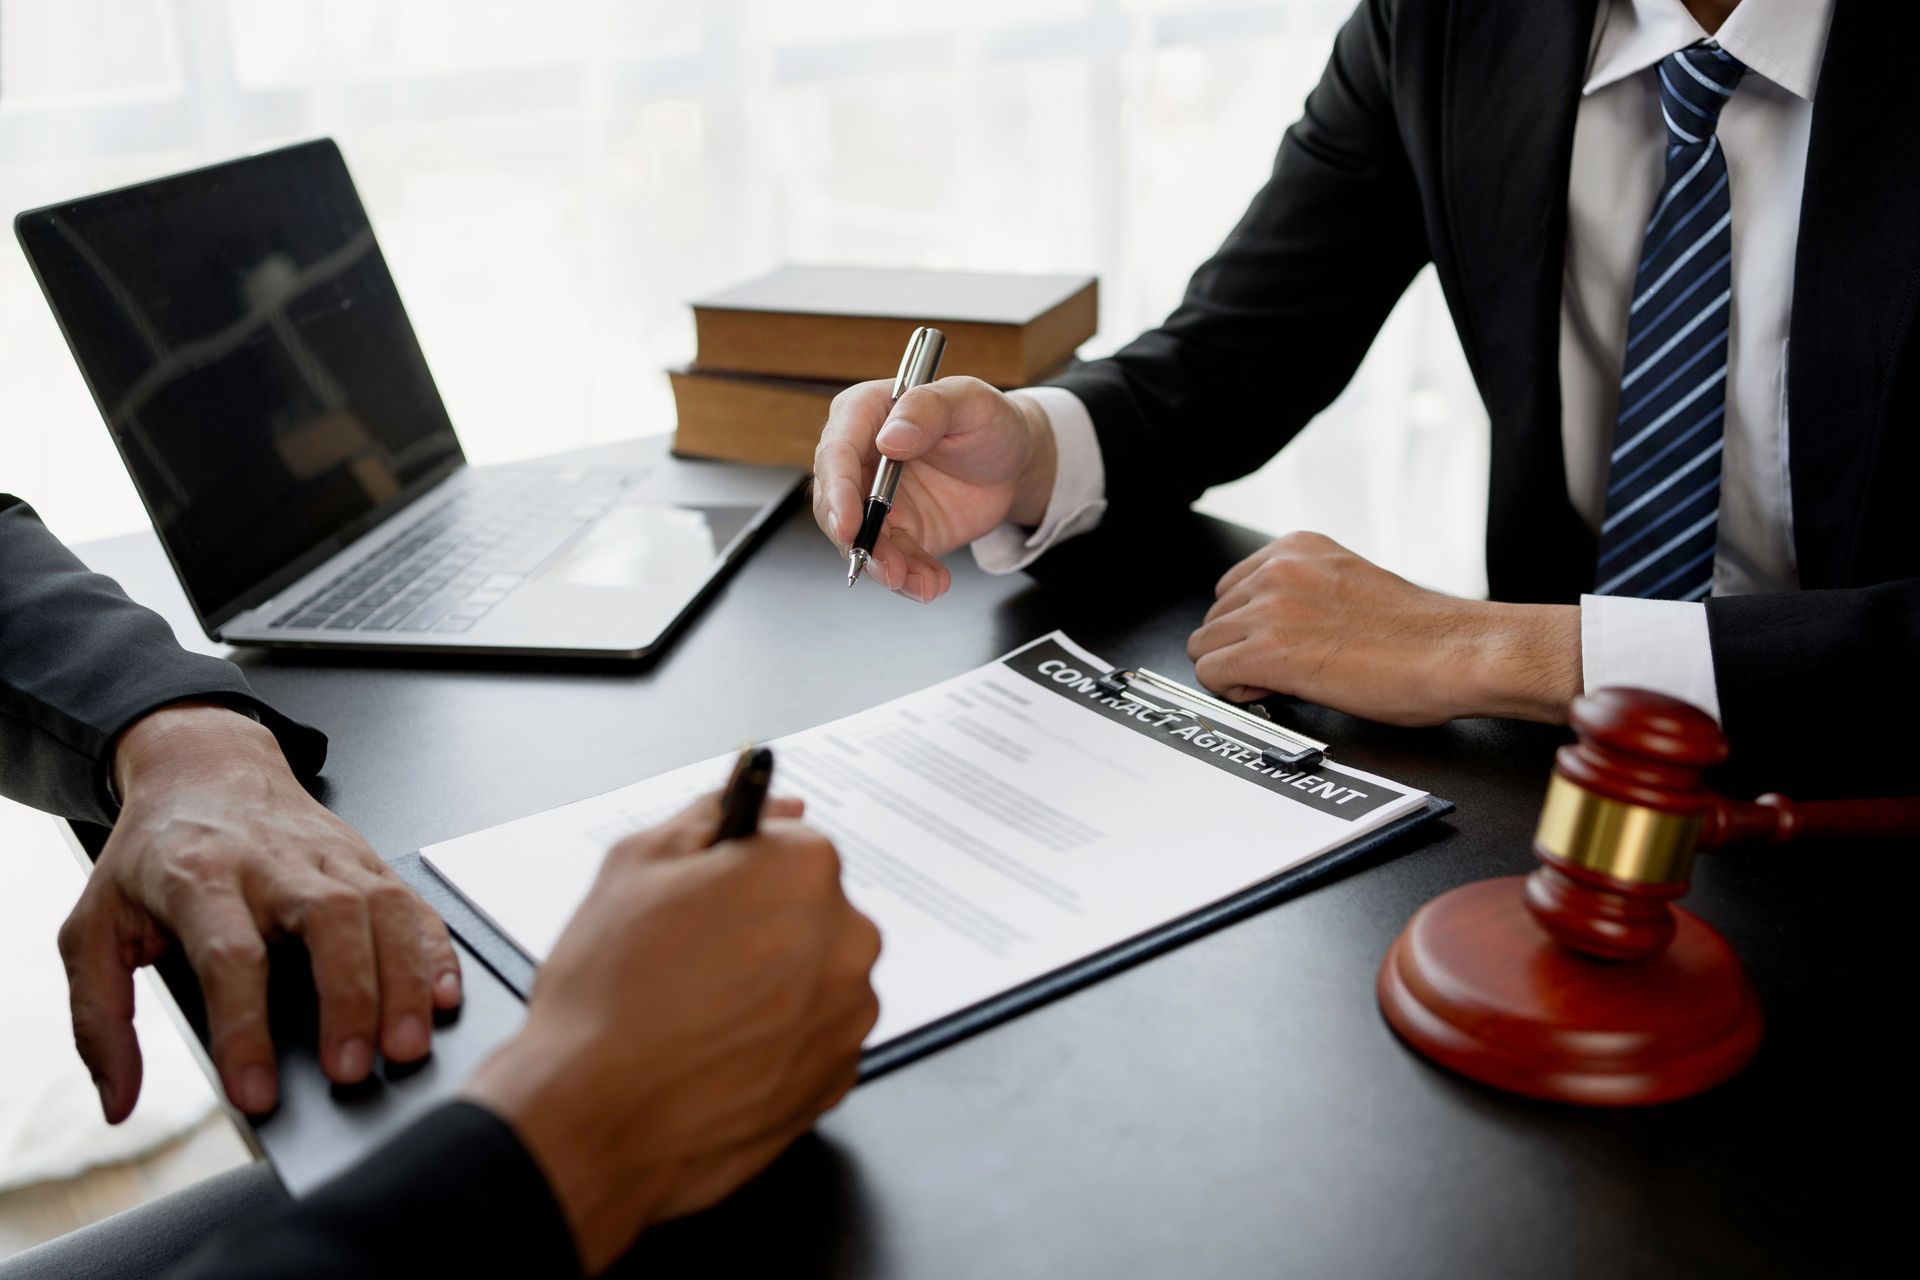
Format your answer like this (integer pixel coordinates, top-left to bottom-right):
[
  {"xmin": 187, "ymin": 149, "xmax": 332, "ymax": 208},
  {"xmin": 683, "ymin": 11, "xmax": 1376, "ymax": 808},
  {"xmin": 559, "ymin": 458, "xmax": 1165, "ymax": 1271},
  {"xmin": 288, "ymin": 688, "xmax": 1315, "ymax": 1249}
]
[
  {"xmin": 714, "ymin": 743, "xmax": 775, "ymax": 843},
  {"xmin": 847, "ymin": 326, "xmax": 947, "ymax": 586}
]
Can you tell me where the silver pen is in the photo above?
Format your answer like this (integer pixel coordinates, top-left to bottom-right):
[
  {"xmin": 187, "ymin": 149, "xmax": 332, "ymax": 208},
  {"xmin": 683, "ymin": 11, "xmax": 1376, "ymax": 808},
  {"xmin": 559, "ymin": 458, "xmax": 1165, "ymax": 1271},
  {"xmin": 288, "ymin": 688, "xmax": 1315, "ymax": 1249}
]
[{"xmin": 847, "ymin": 326, "xmax": 946, "ymax": 586}]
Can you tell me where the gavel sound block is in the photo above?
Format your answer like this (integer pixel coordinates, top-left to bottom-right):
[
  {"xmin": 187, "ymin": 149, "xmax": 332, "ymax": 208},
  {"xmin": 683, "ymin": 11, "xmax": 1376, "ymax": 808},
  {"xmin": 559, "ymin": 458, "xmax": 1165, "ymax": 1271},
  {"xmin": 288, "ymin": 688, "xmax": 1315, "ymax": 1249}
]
[{"xmin": 1378, "ymin": 687, "xmax": 1920, "ymax": 1106}]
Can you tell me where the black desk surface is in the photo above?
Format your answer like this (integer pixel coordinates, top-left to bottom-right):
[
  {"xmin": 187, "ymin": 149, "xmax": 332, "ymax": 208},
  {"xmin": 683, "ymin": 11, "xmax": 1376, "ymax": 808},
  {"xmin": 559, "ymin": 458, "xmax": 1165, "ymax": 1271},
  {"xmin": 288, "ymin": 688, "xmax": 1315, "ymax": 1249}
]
[{"xmin": 75, "ymin": 438, "xmax": 1884, "ymax": 1277}]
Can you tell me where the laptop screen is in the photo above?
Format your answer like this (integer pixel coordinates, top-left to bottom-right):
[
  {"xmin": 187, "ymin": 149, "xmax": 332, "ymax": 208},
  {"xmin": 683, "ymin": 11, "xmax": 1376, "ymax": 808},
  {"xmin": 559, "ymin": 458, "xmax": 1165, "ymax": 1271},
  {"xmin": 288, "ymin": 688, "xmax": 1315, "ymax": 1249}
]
[{"xmin": 16, "ymin": 139, "xmax": 464, "ymax": 627}]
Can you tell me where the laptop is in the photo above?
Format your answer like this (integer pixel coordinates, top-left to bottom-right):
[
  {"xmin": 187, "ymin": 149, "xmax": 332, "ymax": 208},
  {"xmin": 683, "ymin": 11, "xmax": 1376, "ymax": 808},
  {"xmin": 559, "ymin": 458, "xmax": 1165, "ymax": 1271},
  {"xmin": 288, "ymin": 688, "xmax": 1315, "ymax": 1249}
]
[{"xmin": 15, "ymin": 138, "xmax": 801, "ymax": 660}]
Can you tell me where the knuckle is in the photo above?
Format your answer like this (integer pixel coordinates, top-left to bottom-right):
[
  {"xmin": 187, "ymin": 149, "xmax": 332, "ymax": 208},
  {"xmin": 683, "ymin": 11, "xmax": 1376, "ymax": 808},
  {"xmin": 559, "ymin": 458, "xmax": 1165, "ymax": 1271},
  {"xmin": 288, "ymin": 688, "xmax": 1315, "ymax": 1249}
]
[
  {"xmin": 1256, "ymin": 555, "xmax": 1302, "ymax": 587},
  {"xmin": 165, "ymin": 844, "xmax": 231, "ymax": 882},
  {"xmin": 853, "ymin": 988, "xmax": 881, "ymax": 1039},
  {"xmin": 788, "ymin": 832, "xmax": 843, "ymax": 889},
  {"xmin": 812, "ymin": 1064, "xmax": 861, "ymax": 1120},
  {"xmin": 368, "ymin": 879, "xmax": 418, "ymax": 916},
  {"xmin": 55, "ymin": 907, "xmax": 93, "ymax": 962},
  {"xmin": 308, "ymin": 881, "xmax": 365, "ymax": 918},
  {"xmin": 193, "ymin": 931, "xmax": 268, "ymax": 977},
  {"xmin": 290, "ymin": 881, "xmax": 367, "ymax": 933},
  {"xmin": 606, "ymin": 829, "xmax": 657, "ymax": 864},
  {"xmin": 845, "ymin": 915, "xmax": 883, "ymax": 977}
]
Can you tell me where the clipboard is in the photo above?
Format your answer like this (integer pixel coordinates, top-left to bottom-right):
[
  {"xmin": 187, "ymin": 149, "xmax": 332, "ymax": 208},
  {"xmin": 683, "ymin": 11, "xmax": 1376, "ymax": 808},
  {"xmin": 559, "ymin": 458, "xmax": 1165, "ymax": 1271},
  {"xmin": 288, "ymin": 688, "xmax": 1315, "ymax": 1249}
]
[{"xmin": 394, "ymin": 662, "xmax": 1453, "ymax": 1082}]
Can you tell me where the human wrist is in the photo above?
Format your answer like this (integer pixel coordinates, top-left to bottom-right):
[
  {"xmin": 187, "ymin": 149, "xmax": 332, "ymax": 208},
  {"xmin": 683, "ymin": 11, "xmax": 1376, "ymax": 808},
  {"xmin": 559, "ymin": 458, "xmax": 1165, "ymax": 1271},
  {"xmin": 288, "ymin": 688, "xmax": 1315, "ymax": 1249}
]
[
  {"xmin": 464, "ymin": 1031, "xmax": 672, "ymax": 1274},
  {"xmin": 112, "ymin": 701, "xmax": 287, "ymax": 802},
  {"xmin": 1006, "ymin": 391, "xmax": 1059, "ymax": 528},
  {"xmin": 1459, "ymin": 603, "xmax": 1582, "ymax": 723}
]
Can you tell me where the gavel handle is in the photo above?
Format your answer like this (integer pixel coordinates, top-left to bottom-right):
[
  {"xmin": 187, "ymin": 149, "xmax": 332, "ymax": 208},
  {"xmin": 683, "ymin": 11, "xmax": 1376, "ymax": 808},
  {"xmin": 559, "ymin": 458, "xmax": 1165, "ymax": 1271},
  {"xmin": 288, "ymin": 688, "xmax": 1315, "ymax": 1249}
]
[{"xmin": 1703, "ymin": 794, "xmax": 1920, "ymax": 848}]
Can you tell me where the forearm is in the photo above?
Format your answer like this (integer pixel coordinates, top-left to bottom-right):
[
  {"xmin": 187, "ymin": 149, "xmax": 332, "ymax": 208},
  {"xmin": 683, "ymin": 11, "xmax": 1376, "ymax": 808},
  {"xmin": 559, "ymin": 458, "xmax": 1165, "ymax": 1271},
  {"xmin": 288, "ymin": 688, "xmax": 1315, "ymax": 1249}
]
[{"xmin": 0, "ymin": 496, "xmax": 326, "ymax": 824}]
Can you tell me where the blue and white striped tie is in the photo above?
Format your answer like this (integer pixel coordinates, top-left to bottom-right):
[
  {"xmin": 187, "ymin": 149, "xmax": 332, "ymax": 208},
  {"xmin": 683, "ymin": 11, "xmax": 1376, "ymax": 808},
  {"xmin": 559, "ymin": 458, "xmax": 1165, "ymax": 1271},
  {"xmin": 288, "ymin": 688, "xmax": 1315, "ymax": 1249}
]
[{"xmin": 1594, "ymin": 42, "xmax": 1747, "ymax": 601}]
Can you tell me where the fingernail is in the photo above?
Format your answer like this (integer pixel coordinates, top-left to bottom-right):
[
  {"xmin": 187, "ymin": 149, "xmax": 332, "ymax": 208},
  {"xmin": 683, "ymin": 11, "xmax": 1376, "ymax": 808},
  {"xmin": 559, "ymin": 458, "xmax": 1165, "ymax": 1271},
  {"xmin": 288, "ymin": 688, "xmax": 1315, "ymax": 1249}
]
[
  {"xmin": 336, "ymin": 1036, "xmax": 373, "ymax": 1081},
  {"xmin": 240, "ymin": 1065, "xmax": 276, "ymax": 1114},
  {"xmin": 829, "ymin": 508, "xmax": 843, "ymax": 536},
  {"xmin": 435, "ymin": 971, "xmax": 462, "ymax": 1005},
  {"xmin": 391, "ymin": 1015, "xmax": 429, "ymax": 1061},
  {"xmin": 877, "ymin": 420, "xmax": 921, "ymax": 451}
]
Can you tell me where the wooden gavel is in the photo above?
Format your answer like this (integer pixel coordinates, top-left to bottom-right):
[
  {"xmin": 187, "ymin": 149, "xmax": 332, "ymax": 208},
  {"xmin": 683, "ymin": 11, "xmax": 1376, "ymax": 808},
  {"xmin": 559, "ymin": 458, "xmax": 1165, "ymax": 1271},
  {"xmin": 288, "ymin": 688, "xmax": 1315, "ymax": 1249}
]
[{"xmin": 1379, "ymin": 687, "xmax": 1920, "ymax": 1106}]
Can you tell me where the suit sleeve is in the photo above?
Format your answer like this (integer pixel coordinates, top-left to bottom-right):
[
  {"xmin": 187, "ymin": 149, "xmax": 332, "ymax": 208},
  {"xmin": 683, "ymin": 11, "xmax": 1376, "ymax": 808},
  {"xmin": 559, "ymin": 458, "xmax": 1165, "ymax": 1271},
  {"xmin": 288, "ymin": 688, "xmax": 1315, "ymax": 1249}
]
[
  {"xmin": 1048, "ymin": 0, "xmax": 1430, "ymax": 529},
  {"xmin": 0, "ymin": 495, "xmax": 326, "ymax": 826},
  {"xmin": 1707, "ymin": 584, "xmax": 1920, "ymax": 796},
  {"xmin": 169, "ymin": 1102, "xmax": 582, "ymax": 1280}
]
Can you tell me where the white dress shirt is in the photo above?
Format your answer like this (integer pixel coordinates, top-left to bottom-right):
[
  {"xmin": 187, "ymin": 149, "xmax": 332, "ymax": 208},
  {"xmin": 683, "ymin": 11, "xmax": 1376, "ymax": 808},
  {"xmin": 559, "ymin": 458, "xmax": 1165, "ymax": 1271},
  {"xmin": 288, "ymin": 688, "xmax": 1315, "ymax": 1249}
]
[{"xmin": 975, "ymin": 0, "xmax": 1833, "ymax": 724}]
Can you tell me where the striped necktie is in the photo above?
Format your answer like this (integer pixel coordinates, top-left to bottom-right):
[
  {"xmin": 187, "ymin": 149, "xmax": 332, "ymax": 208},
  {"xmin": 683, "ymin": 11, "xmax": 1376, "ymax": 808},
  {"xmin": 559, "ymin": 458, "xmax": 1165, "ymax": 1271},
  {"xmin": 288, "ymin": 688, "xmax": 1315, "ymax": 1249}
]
[{"xmin": 1594, "ymin": 42, "xmax": 1748, "ymax": 601}]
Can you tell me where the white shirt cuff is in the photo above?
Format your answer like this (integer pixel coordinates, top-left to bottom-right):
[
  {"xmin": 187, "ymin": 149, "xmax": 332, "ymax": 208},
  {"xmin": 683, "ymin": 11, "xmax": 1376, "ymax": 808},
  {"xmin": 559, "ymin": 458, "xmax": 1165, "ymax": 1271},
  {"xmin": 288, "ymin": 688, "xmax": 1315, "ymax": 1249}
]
[
  {"xmin": 1579, "ymin": 595, "xmax": 1722, "ymax": 723},
  {"xmin": 971, "ymin": 386, "xmax": 1110, "ymax": 574}
]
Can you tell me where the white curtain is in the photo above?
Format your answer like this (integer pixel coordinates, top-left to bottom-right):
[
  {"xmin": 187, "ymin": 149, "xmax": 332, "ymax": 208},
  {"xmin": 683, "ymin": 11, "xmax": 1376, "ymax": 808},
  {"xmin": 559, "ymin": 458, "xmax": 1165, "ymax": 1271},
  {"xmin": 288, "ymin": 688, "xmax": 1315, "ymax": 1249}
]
[{"xmin": 0, "ymin": 0, "xmax": 1487, "ymax": 595}]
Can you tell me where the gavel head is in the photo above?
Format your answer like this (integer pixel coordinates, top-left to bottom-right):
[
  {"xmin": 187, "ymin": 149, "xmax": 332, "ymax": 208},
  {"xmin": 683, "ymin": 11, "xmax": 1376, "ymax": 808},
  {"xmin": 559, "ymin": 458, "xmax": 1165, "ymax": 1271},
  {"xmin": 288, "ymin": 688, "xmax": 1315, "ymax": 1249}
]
[
  {"xmin": 1377, "ymin": 686, "xmax": 1763, "ymax": 1105},
  {"xmin": 1524, "ymin": 687, "xmax": 1729, "ymax": 960}
]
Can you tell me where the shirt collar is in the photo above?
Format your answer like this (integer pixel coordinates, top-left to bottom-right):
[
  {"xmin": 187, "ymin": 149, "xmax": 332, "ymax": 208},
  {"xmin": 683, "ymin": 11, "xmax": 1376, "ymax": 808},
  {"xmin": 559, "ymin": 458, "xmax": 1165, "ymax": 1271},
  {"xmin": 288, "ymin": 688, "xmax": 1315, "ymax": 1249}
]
[{"xmin": 1584, "ymin": 0, "xmax": 1834, "ymax": 102}]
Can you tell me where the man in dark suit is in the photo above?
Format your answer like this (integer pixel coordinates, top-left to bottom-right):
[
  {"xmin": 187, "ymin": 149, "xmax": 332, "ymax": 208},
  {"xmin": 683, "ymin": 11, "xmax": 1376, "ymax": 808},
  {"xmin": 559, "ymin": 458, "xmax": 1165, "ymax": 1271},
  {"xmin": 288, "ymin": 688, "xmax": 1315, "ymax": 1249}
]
[
  {"xmin": 1, "ymin": 492, "xmax": 879, "ymax": 1276},
  {"xmin": 812, "ymin": 0, "xmax": 1916, "ymax": 788},
  {"xmin": 1, "ymin": 493, "xmax": 459, "ymax": 1121}
]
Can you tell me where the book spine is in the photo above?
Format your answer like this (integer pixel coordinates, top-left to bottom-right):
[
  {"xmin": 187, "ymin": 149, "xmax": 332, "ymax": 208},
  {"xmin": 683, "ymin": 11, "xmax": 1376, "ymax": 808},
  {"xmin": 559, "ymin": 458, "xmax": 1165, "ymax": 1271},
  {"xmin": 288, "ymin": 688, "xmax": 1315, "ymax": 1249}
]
[{"xmin": 669, "ymin": 371, "xmax": 842, "ymax": 470}]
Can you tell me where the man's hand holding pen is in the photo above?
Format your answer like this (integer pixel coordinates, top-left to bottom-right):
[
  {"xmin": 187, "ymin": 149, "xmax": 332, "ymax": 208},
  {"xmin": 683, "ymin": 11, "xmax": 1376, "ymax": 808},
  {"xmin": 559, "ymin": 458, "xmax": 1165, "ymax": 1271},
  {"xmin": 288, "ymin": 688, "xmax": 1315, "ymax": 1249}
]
[
  {"xmin": 812, "ymin": 373, "xmax": 1056, "ymax": 603},
  {"xmin": 466, "ymin": 780, "xmax": 881, "ymax": 1273}
]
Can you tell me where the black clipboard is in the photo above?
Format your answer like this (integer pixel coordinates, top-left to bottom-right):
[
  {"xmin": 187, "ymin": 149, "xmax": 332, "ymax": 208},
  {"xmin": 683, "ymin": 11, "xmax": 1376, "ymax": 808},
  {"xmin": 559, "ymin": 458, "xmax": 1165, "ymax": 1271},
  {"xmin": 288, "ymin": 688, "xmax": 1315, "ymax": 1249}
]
[
  {"xmin": 396, "ymin": 797, "xmax": 1450, "ymax": 1082},
  {"xmin": 393, "ymin": 659, "xmax": 1454, "ymax": 1083}
]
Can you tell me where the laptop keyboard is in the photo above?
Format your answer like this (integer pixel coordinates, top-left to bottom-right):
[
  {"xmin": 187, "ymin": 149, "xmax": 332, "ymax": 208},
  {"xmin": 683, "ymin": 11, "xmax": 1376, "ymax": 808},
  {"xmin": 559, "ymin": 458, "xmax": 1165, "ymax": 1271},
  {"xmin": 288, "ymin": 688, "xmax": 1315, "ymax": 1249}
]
[{"xmin": 268, "ymin": 469, "xmax": 630, "ymax": 635}]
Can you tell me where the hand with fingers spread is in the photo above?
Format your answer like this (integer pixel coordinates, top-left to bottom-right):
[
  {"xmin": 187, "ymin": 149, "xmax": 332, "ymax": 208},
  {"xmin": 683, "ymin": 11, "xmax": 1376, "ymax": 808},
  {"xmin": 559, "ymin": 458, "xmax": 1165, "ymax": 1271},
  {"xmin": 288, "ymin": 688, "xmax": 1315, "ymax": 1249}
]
[
  {"xmin": 60, "ymin": 701, "xmax": 462, "ymax": 1123},
  {"xmin": 1186, "ymin": 531, "xmax": 1582, "ymax": 727},
  {"xmin": 464, "ymin": 791, "xmax": 881, "ymax": 1274},
  {"xmin": 811, "ymin": 376, "xmax": 1059, "ymax": 602}
]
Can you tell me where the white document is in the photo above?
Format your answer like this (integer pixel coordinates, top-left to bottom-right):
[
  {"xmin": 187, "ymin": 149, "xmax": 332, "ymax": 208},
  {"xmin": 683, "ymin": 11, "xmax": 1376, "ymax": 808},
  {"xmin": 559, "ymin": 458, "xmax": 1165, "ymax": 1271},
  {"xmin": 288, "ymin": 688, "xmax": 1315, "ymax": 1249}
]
[{"xmin": 424, "ymin": 633, "xmax": 1430, "ymax": 1048}]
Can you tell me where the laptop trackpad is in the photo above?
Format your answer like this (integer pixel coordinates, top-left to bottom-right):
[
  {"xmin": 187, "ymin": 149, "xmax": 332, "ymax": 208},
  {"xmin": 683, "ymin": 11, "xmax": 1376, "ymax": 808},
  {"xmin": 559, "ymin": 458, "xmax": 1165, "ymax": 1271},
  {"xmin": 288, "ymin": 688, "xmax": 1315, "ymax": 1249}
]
[{"xmin": 543, "ymin": 502, "xmax": 756, "ymax": 589}]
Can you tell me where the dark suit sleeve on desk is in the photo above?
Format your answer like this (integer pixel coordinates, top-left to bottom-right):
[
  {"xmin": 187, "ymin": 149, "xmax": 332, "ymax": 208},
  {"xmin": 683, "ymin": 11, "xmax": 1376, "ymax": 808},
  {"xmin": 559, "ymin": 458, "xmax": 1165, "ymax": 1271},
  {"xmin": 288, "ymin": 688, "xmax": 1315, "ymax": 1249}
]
[
  {"xmin": 1047, "ymin": 0, "xmax": 1430, "ymax": 527},
  {"xmin": 1707, "ymin": 582, "xmax": 1920, "ymax": 796},
  {"xmin": 0, "ymin": 495, "xmax": 326, "ymax": 826},
  {"xmin": 170, "ymin": 1101, "xmax": 582, "ymax": 1280}
]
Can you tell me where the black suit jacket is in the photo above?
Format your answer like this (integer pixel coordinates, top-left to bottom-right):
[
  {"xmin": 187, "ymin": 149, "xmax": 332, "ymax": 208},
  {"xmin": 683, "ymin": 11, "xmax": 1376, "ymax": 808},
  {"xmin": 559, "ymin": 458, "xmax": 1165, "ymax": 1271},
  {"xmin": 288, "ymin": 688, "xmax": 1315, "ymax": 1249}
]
[
  {"xmin": 0, "ymin": 495, "xmax": 578, "ymax": 1275},
  {"xmin": 0, "ymin": 495, "xmax": 328, "ymax": 823},
  {"xmin": 170, "ymin": 1103, "xmax": 578, "ymax": 1278},
  {"xmin": 1051, "ymin": 0, "xmax": 1918, "ymax": 791}
]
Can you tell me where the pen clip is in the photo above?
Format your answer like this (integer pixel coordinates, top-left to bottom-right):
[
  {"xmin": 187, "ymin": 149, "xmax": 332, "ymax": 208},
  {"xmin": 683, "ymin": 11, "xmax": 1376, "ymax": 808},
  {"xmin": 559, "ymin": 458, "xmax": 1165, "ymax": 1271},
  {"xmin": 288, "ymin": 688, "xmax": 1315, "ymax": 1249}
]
[
  {"xmin": 891, "ymin": 326, "xmax": 947, "ymax": 399},
  {"xmin": 1094, "ymin": 667, "xmax": 1327, "ymax": 769}
]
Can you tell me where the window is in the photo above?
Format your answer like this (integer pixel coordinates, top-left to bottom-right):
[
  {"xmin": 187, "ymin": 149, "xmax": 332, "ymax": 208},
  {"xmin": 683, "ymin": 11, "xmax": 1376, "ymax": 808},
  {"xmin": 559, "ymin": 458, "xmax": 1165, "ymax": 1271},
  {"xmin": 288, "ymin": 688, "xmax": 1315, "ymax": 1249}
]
[{"xmin": 0, "ymin": 0, "xmax": 1485, "ymax": 595}]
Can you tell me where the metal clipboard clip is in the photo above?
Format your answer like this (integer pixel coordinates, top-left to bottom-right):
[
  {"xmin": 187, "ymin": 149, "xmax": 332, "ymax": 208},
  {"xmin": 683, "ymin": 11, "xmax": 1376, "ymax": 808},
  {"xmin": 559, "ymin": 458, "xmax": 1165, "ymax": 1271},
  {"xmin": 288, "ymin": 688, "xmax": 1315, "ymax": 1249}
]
[{"xmin": 1093, "ymin": 667, "xmax": 1328, "ymax": 770}]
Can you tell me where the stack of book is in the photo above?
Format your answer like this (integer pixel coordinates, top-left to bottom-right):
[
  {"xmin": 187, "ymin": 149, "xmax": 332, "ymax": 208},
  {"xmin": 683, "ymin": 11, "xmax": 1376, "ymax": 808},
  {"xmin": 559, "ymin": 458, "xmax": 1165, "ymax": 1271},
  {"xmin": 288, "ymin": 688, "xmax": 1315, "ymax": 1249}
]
[{"xmin": 670, "ymin": 265, "xmax": 1098, "ymax": 468}]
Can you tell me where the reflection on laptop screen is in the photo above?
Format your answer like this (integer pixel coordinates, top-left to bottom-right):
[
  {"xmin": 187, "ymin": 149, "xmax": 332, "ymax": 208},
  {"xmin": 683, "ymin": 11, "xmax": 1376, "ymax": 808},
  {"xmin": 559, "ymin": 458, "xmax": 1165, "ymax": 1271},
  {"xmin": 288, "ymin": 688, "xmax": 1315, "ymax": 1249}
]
[{"xmin": 17, "ymin": 139, "xmax": 463, "ymax": 624}]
